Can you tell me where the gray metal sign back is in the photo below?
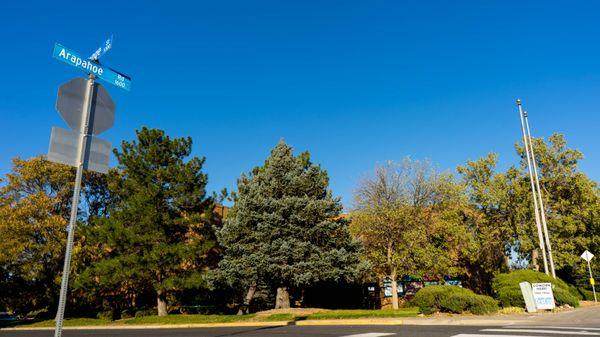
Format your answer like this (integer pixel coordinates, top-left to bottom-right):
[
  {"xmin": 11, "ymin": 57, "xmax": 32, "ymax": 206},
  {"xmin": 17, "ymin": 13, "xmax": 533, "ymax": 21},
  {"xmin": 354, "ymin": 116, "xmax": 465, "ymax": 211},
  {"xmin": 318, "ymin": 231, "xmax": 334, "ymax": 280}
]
[
  {"xmin": 48, "ymin": 127, "xmax": 111, "ymax": 174},
  {"xmin": 56, "ymin": 78, "xmax": 115, "ymax": 135}
]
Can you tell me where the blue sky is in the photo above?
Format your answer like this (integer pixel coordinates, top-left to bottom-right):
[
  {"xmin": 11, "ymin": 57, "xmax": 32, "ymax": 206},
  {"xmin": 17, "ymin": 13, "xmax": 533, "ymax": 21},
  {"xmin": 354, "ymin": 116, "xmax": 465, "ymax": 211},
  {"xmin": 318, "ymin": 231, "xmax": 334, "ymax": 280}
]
[{"xmin": 1, "ymin": 1, "xmax": 599, "ymax": 208}]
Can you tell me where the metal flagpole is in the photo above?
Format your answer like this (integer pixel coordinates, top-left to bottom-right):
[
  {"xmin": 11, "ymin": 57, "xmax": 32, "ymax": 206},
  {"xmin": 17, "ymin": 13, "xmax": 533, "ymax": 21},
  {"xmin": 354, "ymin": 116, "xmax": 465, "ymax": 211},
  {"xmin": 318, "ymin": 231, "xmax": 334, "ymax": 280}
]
[
  {"xmin": 54, "ymin": 75, "xmax": 96, "ymax": 337},
  {"xmin": 517, "ymin": 99, "xmax": 549, "ymax": 275},
  {"xmin": 523, "ymin": 110, "xmax": 556, "ymax": 278}
]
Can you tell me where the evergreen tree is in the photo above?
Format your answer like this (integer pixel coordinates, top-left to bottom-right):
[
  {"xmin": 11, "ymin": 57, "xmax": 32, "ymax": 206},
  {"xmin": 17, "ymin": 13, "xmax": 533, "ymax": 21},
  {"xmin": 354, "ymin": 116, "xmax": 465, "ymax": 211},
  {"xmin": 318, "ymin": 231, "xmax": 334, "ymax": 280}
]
[
  {"xmin": 217, "ymin": 141, "xmax": 365, "ymax": 310},
  {"xmin": 76, "ymin": 128, "xmax": 218, "ymax": 316}
]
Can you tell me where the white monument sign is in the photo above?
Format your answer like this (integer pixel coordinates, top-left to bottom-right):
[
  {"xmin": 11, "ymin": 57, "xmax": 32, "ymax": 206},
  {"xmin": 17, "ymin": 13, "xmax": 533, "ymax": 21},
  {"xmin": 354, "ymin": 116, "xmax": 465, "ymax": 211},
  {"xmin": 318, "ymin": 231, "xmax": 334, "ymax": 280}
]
[{"xmin": 531, "ymin": 282, "xmax": 556, "ymax": 310}]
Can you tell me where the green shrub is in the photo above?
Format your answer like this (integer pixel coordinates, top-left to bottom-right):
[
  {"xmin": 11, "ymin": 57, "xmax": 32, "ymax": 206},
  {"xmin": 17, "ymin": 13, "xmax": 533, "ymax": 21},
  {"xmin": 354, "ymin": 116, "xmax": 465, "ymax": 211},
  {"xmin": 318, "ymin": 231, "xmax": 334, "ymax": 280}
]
[
  {"xmin": 28, "ymin": 308, "xmax": 52, "ymax": 320},
  {"xmin": 491, "ymin": 270, "xmax": 579, "ymax": 308},
  {"xmin": 121, "ymin": 309, "xmax": 135, "ymax": 319},
  {"xmin": 568, "ymin": 285, "xmax": 596, "ymax": 301},
  {"xmin": 554, "ymin": 288, "xmax": 579, "ymax": 307},
  {"xmin": 578, "ymin": 288, "xmax": 596, "ymax": 301},
  {"xmin": 96, "ymin": 310, "xmax": 116, "ymax": 321},
  {"xmin": 568, "ymin": 284, "xmax": 583, "ymax": 300},
  {"xmin": 135, "ymin": 309, "xmax": 156, "ymax": 318},
  {"xmin": 439, "ymin": 293, "xmax": 471, "ymax": 313},
  {"xmin": 469, "ymin": 295, "xmax": 499, "ymax": 315},
  {"xmin": 410, "ymin": 285, "xmax": 498, "ymax": 315}
]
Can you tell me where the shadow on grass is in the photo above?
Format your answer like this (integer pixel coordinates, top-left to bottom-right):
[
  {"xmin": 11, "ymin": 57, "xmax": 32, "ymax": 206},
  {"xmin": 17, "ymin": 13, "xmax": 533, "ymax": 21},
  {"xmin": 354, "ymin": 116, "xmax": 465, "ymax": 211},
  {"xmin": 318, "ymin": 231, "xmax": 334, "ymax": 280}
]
[{"xmin": 0, "ymin": 319, "xmax": 43, "ymax": 329}]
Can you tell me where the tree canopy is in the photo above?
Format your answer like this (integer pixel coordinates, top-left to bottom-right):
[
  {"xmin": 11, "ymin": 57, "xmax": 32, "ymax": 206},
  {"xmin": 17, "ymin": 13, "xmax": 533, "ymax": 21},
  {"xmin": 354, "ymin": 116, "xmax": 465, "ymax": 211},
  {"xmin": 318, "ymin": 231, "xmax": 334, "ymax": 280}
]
[
  {"xmin": 0, "ymin": 157, "xmax": 107, "ymax": 315},
  {"xmin": 216, "ymin": 141, "xmax": 365, "ymax": 309},
  {"xmin": 350, "ymin": 159, "xmax": 476, "ymax": 308},
  {"xmin": 75, "ymin": 128, "xmax": 218, "ymax": 316}
]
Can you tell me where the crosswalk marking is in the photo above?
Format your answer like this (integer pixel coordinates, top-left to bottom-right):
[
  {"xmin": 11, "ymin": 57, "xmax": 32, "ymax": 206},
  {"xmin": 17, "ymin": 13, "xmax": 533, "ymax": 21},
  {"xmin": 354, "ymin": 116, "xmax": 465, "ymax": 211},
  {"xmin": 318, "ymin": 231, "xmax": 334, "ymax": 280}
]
[
  {"xmin": 482, "ymin": 328, "xmax": 600, "ymax": 335},
  {"xmin": 340, "ymin": 333, "xmax": 395, "ymax": 337},
  {"xmin": 506, "ymin": 326, "xmax": 600, "ymax": 331},
  {"xmin": 452, "ymin": 333, "xmax": 534, "ymax": 337}
]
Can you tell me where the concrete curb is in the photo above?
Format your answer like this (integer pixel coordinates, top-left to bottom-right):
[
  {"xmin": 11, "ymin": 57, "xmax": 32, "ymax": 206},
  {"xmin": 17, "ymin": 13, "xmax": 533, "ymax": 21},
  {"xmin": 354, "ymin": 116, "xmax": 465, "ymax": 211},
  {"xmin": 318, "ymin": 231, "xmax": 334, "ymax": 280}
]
[
  {"xmin": 2, "ymin": 317, "xmax": 538, "ymax": 330},
  {"xmin": 2, "ymin": 321, "xmax": 290, "ymax": 331}
]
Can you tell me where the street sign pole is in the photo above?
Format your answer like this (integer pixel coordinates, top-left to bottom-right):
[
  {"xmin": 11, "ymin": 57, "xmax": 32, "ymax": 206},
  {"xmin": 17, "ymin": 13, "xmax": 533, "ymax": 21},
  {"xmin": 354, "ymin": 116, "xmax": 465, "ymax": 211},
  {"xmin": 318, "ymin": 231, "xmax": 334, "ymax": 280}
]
[
  {"xmin": 54, "ymin": 76, "xmax": 96, "ymax": 337},
  {"xmin": 582, "ymin": 250, "xmax": 597, "ymax": 303},
  {"xmin": 517, "ymin": 99, "xmax": 549, "ymax": 275},
  {"xmin": 587, "ymin": 258, "xmax": 597, "ymax": 302}
]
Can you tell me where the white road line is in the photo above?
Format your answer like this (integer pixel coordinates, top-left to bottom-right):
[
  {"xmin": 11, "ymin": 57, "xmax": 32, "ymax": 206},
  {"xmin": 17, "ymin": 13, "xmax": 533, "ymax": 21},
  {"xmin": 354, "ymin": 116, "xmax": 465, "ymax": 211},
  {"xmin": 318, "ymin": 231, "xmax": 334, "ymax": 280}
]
[
  {"xmin": 452, "ymin": 333, "xmax": 542, "ymax": 337},
  {"xmin": 482, "ymin": 328, "xmax": 600, "ymax": 335},
  {"xmin": 340, "ymin": 333, "xmax": 395, "ymax": 337},
  {"xmin": 506, "ymin": 326, "xmax": 600, "ymax": 331}
]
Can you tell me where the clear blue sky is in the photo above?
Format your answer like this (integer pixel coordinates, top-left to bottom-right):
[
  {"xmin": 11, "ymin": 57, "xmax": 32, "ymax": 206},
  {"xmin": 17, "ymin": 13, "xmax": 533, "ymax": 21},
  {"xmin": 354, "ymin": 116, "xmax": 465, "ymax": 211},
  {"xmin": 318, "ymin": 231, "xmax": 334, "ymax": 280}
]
[{"xmin": 1, "ymin": 1, "xmax": 599, "ymax": 208}]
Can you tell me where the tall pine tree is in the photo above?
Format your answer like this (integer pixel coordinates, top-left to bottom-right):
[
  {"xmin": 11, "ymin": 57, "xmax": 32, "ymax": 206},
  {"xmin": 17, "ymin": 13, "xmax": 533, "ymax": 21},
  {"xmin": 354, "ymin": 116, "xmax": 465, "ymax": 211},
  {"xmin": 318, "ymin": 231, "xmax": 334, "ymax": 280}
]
[
  {"xmin": 76, "ymin": 128, "xmax": 218, "ymax": 316},
  {"xmin": 217, "ymin": 141, "xmax": 364, "ymax": 310}
]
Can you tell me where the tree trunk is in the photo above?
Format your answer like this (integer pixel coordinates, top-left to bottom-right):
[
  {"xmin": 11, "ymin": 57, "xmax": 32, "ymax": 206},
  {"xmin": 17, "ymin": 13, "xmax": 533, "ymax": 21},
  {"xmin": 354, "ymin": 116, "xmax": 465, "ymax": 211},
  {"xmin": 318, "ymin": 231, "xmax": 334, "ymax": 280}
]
[
  {"xmin": 295, "ymin": 288, "xmax": 305, "ymax": 307},
  {"xmin": 237, "ymin": 284, "xmax": 257, "ymax": 315},
  {"xmin": 157, "ymin": 290, "xmax": 168, "ymax": 316},
  {"xmin": 531, "ymin": 249, "xmax": 539, "ymax": 271},
  {"xmin": 275, "ymin": 286, "xmax": 290, "ymax": 309},
  {"xmin": 390, "ymin": 269, "xmax": 399, "ymax": 310}
]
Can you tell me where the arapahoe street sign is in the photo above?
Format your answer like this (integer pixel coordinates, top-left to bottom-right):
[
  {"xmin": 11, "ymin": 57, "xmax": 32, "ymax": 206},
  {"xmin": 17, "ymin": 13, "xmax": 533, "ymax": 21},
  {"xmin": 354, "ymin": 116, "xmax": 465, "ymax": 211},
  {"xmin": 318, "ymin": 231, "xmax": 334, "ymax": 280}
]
[{"xmin": 52, "ymin": 43, "xmax": 131, "ymax": 91}]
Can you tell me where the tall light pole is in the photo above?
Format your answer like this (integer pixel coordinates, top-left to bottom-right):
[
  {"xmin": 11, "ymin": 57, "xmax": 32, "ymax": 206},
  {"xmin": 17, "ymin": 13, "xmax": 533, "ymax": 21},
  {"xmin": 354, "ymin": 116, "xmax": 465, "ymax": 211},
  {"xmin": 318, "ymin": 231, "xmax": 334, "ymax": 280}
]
[
  {"xmin": 523, "ymin": 110, "xmax": 556, "ymax": 278},
  {"xmin": 517, "ymin": 99, "xmax": 549, "ymax": 275}
]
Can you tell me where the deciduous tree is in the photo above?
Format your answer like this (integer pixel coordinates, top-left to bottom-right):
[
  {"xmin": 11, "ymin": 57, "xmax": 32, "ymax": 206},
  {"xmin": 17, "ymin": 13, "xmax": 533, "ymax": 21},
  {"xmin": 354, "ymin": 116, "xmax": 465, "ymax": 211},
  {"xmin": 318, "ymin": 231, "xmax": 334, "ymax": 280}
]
[
  {"xmin": 350, "ymin": 159, "xmax": 475, "ymax": 308},
  {"xmin": 0, "ymin": 156, "xmax": 107, "ymax": 315}
]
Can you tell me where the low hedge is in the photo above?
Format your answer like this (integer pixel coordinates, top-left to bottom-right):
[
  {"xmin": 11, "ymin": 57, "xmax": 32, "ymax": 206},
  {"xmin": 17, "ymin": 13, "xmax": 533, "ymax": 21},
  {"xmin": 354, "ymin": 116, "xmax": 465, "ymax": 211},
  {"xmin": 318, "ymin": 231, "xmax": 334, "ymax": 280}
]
[
  {"xmin": 568, "ymin": 285, "xmax": 596, "ymax": 301},
  {"xmin": 410, "ymin": 285, "xmax": 498, "ymax": 315},
  {"xmin": 491, "ymin": 270, "xmax": 579, "ymax": 308}
]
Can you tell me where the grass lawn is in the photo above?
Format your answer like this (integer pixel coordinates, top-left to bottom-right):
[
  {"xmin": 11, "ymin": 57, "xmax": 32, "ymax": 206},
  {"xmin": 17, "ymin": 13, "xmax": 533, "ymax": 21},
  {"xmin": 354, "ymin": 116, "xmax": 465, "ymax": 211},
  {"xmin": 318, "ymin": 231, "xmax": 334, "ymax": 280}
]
[
  {"xmin": 124, "ymin": 314, "xmax": 256, "ymax": 325},
  {"xmin": 264, "ymin": 313, "xmax": 297, "ymax": 321},
  {"xmin": 1, "ymin": 309, "xmax": 419, "ymax": 328},
  {"xmin": 2, "ymin": 318, "xmax": 113, "ymax": 328}
]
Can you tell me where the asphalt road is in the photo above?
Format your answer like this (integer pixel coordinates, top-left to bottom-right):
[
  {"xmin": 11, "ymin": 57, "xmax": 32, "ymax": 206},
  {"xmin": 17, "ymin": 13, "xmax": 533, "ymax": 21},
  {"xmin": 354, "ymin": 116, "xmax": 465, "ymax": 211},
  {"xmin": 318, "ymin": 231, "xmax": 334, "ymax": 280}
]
[{"xmin": 3, "ymin": 325, "xmax": 600, "ymax": 337}]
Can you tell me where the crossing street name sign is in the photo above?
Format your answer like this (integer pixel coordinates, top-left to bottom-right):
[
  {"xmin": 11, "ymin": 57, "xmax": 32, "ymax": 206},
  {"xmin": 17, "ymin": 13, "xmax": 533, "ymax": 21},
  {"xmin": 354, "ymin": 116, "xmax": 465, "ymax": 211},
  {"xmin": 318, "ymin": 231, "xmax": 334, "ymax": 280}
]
[
  {"xmin": 90, "ymin": 35, "xmax": 113, "ymax": 61},
  {"xmin": 52, "ymin": 43, "xmax": 131, "ymax": 91}
]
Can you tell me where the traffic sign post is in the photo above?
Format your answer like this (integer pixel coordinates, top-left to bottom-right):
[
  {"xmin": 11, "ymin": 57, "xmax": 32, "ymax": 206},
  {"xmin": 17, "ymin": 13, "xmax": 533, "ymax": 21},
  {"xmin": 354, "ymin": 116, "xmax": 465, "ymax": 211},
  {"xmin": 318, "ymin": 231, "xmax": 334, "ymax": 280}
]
[
  {"xmin": 50, "ymin": 39, "xmax": 129, "ymax": 337},
  {"xmin": 52, "ymin": 76, "xmax": 95, "ymax": 337},
  {"xmin": 581, "ymin": 250, "xmax": 597, "ymax": 302}
]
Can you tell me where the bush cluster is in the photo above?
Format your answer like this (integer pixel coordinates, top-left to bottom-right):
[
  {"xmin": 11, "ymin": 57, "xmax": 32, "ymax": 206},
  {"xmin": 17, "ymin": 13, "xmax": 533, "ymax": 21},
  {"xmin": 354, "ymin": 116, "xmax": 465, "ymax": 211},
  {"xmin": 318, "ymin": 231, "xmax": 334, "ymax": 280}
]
[
  {"xmin": 568, "ymin": 285, "xmax": 596, "ymax": 301},
  {"xmin": 135, "ymin": 309, "xmax": 156, "ymax": 318},
  {"xmin": 410, "ymin": 285, "xmax": 498, "ymax": 315},
  {"xmin": 491, "ymin": 270, "xmax": 579, "ymax": 308},
  {"xmin": 96, "ymin": 310, "xmax": 116, "ymax": 321}
]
